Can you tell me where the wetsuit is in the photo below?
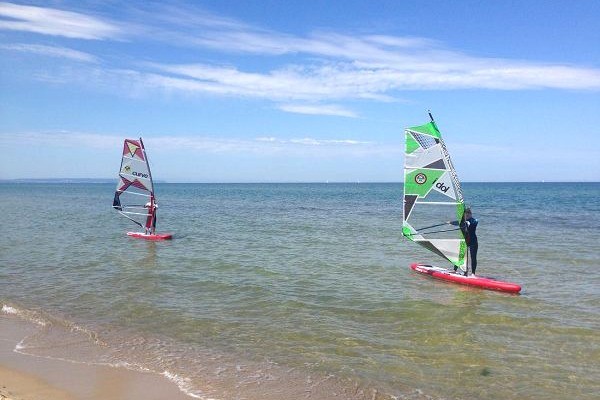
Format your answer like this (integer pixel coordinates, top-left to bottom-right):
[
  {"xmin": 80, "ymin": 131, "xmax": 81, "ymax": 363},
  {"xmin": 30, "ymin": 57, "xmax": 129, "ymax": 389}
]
[
  {"xmin": 451, "ymin": 216, "xmax": 479, "ymax": 274},
  {"xmin": 464, "ymin": 217, "xmax": 478, "ymax": 274}
]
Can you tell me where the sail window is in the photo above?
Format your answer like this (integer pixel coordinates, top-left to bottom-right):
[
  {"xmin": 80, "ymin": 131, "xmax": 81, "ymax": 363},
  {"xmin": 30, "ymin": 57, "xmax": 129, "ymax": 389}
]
[{"xmin": 411, "ymin": 131, "xmax": 438, "ymax": 149}]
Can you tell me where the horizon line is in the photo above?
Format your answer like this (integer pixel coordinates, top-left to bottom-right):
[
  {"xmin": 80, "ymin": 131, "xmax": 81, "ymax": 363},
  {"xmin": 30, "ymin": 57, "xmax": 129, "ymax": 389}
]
[{"xmin": 1, "ymin": 179, "xmax": 598, "ymax": 184}]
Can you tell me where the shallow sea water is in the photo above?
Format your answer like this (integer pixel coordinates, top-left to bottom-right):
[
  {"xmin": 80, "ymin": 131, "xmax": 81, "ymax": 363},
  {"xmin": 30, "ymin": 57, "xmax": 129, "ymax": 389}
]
[{"xmin": 1, "ymin": 182, "xmax": 599, "ymax": 399}]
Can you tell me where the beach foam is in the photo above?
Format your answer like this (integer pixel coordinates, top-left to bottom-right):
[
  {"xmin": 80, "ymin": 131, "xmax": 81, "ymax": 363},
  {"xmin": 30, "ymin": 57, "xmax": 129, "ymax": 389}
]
[
  {"xmin": 1, "ymin": 303, "xmax": 405, "ymax": 399},
  {"xmin": 2, "ymin": 304, "xmax": 47, "ymax": 327},
  {"xmin": 163, "ymin": 370, "xmax": 215, "ymax": 400}
]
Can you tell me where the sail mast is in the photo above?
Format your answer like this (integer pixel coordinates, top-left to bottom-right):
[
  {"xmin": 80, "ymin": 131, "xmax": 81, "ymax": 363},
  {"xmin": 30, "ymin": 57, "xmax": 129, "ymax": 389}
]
[{"xmin": 139, "ymin": 137, "xmax": 154, "ymax": 193}]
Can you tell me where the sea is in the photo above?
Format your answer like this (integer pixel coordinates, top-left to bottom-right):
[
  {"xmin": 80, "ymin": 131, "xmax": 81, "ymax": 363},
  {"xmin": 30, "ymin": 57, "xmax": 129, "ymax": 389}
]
[{"xmin": 1, "ymin": 182, "xmax": 599, "ymax": 400}]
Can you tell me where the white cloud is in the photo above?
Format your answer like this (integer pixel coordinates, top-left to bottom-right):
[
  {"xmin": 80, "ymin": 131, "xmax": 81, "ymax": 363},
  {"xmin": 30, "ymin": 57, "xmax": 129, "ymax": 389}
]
[
  {"xmin": 1, "ymin": 43, "xmax": 97, "ymax": 62},
  {"xmin": 288, "ymin": 138, "xmax": 372, "ymax": 146},
  {"xmin": 0, "ymin": 2, "xmax": 121, "ymax": 39},
  {"xmin": 277, "ymin": 104, "xmax": 358, "ymax": 118},
  {"xmin": 137, "ymin": 5, "xmax": 600, "ymax": 91},
  {"xmin": 254, "ymin": 137, "xmax": 372, "ymax": 146},
  {"xmin": 132, "ymin": 56, "xmax": 600, "ymax": 105},
  {"xmin": 0, "ymin": 131, "xmax": 122, "ymax": 148},
  {"xmin": 0, "ymin": 131, "xmax": 393, "ymax": 157},
  {"xmin": 145, "ymin": 63, "xmax": 370, "ymax": 100},
  {"xmin": 3, "ymin": 2, "xmax": 600, "ymax": 108}
]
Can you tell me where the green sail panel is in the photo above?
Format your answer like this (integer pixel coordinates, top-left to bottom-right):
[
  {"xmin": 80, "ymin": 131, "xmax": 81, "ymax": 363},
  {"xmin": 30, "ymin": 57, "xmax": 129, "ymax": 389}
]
[
  {"xmin": 402, "ymin": 222, "xmax": 416, "ymax": 239},
  {"xmin": 404, "ymin": 169, "xmax": 445, "ymax": 197},
  {"xmin": 407, "ymin": 121, "xmax": 441, "ymax": 139},
  {"xmin": 405, "ymin": 132, "xmax": 420, "ymax": 154}
]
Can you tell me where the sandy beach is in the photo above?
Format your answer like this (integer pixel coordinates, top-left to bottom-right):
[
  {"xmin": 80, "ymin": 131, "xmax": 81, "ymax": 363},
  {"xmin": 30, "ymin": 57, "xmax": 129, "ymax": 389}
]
[
  {"xmin": 0, "ymin": 364, "xmax": 75, "ymax": 400},
  {"xmin": 0, "ymin": 317, "xmax": 191, "ymax": 400}
]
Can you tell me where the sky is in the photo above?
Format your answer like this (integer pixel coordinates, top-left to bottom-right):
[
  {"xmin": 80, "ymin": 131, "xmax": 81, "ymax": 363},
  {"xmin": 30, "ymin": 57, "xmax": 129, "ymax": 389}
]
[{"xmin": 1, "ymin": 0, "xmax": 599, "ymax": 182}]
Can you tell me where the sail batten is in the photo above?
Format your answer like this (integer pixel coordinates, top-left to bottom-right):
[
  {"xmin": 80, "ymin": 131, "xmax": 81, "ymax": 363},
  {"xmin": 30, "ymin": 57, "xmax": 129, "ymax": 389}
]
[{"xmin": 402, "ymin": 117, "xmax": 467, "ymax": 270}]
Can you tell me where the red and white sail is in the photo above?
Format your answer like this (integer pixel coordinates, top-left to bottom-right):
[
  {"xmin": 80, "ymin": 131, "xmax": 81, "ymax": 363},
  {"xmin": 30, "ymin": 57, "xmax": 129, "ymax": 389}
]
[{"xmin": 112, "ymin": 138, "xmax": 156, "ymax": 231}]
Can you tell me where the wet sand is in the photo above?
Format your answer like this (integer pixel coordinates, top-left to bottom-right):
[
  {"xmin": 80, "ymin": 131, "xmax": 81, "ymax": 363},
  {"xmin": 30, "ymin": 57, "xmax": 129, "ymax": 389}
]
[
  {"xmin": 0, "ymin": 317, "xmax": 192, "ymax": 400},
  {"xmin": 0, "ymin": 364, "xmax": 75, "ymax": 400}
]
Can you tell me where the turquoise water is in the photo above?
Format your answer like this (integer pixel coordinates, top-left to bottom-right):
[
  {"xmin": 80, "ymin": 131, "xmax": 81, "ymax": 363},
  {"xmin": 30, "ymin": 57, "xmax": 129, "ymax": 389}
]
[{"xmin": 1, "ymin": 182, "xmax": 599, "ymax": 399}]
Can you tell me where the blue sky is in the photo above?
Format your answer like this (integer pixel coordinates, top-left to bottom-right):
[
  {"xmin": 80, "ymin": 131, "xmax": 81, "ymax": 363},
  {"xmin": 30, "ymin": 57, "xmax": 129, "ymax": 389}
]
[{"xmin": 1, "ymin": 0, "xmax": 599, "ymax": 182}]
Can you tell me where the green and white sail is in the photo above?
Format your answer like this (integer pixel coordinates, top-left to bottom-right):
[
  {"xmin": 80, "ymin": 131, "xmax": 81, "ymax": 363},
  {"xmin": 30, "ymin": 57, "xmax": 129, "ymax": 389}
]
[{"xmin": 402, "ymin": 115, "xmax": 467, "ymax": 270}]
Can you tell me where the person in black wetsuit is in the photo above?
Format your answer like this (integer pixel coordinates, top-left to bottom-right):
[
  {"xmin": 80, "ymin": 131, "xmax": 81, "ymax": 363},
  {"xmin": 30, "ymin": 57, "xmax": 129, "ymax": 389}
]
[
  {"xmin": 463, "ymin": 208, "xmax": 478, "ymax": 275},
  {"xmin": 450, "ymin": 208, "xmax": 478, "ymax": 275}
]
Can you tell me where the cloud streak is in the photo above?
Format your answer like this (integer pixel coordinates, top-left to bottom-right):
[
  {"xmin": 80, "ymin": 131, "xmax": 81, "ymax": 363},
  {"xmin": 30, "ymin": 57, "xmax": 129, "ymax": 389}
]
[
  {"xmin": 0, "ymin": 131, "xmax": 397, "ymax": 157},
  {"xmin": 277, "ymin": 104, "xmax": 359, "ymax": 118},
  {"xmin": 61, "ymin": 58, "xmax": 598, "ymax": 113},
  {"xmin": 0, "ymin": 2, "xmax": 122, "ymax": 39},
  {"xmin": 138, "ymin": 5, "xmax": 600, "ymax": 91},
  {"xmin": 144, "ymin": 56, "xmax": 600, "ymax": 98},
  {"xmin": 1, "ymin": 43, "xmax": 97, "ymax": 62},
  {"xmin": 1, "ymin": 1, "xmax": 599, "ymax": 115}
]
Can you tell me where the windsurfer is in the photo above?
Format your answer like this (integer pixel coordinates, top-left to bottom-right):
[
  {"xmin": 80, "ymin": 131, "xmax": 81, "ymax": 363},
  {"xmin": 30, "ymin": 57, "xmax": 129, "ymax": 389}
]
[
  {"xmin": 463, "ymin": 208, "xmax": 478, "ymax": 275},
  {"xmin": 449, "ymin": 208, "xmax": 478, "ymax": 275},
  {"xmin": 144, "ymin": 201, "xmax": 158, "ymax": 235}
]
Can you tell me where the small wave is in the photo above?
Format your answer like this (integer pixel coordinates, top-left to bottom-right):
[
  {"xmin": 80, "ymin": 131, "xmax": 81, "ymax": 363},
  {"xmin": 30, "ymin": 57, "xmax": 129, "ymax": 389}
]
[
  {"xmin": 15, "ymin": 338, "xmax": 26, "ymax": 351},
  {"xmin": 65, "ymin": 321, "xmax": 106, "ymax": 346},
  {"xmin": 2, "ymin": 305, "xmax": 17, "ymax": 314},
  {"xmin": 2, "ymin": 303, "xmax": 215, "ymax": 399},
  {"xmin": 162, "ymin": 370, "xmax": 216, "ymax": 400},
  {"xmin": 2, "ymin": 304, "xmax": 48, "ymax": 327},
  {"xmin": 2, "ymin": 303, "xmax": 106, "ymax": 346},
  {"xmin": 2, "ymin": 304, "xmax": 405, "ymax": 400}
]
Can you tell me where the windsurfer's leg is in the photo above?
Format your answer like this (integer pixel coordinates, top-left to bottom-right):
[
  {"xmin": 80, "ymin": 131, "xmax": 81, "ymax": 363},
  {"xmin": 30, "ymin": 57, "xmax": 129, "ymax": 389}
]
[
  {"xmin": 145, "ymin": 210, "xmax": 153, "ymax": 234},
  {"xmin": 470, "ymin": 244, "xmax": 478, "ymax": 274},
  {"xmin": 463, "ymin": 245, "xmax": 470, "ymax": 276}
]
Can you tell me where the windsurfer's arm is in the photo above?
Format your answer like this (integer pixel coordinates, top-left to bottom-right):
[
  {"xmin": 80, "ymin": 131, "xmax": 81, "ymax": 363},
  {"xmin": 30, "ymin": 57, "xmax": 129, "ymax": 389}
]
[{"xmin": 447, "ymin": 220, "xmax": 470, "ymax": 231}]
